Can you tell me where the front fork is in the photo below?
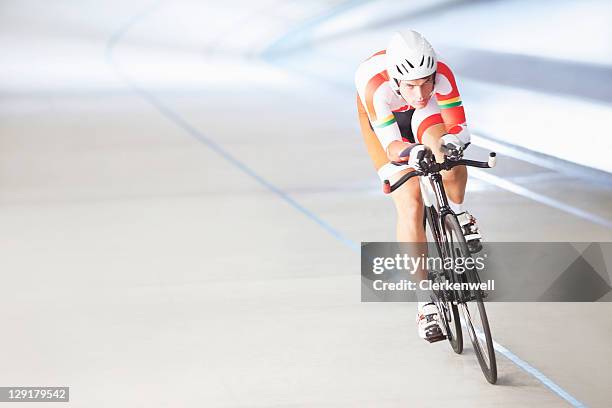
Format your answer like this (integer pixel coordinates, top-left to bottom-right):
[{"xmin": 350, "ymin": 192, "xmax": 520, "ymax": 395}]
[{"xmin": 420, "ymin": 172, "xmax": 453, "ymax": 219}]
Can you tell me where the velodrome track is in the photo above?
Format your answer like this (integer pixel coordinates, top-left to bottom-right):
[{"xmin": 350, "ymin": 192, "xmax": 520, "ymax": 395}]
[{"xmin": 1, "ymin": 0, "xmax": 611, "ymax": 406}]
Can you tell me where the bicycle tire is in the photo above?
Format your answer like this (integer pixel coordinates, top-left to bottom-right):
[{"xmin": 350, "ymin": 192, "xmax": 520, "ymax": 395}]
[
  {"xmin": 424, "ymin": 206, "xmax": 463, "ymax": 354},
  {"xmin": 442, "ymin": 214, "xmax": 497, "ymax": 384}
]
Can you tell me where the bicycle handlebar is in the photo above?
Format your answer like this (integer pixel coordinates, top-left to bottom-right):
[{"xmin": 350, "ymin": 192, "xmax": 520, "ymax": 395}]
[{"xmin": 383, "ymin": 152, "xmax": 497, "ymax": 194}]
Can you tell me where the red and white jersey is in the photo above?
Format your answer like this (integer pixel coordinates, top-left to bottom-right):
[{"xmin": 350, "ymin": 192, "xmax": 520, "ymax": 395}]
[{"xmin": 355, "ymin": 50, "xmax": 467, "ymax": 149}]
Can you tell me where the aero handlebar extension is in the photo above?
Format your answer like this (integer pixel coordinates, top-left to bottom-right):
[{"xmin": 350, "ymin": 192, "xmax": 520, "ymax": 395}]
[{"xmin": 383, "ymin": 152, "xmax": 497, "ymax": 194}]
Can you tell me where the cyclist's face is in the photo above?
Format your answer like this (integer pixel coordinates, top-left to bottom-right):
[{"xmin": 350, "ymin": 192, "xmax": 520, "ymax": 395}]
[{"xmin": 398, "ymin": 74, "xmax": 435, "ymax": 109}]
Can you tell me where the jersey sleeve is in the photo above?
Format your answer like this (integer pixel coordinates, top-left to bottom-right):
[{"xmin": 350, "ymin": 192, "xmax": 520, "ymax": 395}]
[
  {"xmin": 355, "ymin": 69, "xmax": 403, "ymax": 150},
  {"xmin": 434, "ymin": 61, "xmax": 471, "ymax": 143}
]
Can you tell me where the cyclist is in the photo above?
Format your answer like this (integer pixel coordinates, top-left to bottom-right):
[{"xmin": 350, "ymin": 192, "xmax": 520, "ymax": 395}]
[{"xmin": 355, "ymin": 30, "xmax": 481, "ymax": 342}]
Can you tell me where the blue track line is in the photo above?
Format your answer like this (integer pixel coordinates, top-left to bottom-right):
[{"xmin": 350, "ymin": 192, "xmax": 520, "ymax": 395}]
[
  {"xmin": 105, "ymin": 1, "xmax": 359, "ymax": 253},
  {"xmin": 493, "ymin": 341, "xmax": 587, "ymax": 407}
]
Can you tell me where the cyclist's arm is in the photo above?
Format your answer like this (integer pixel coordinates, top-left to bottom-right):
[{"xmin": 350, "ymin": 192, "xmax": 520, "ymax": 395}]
[
  {"xmin": 386, "ymin": 140, "xmax": 412, "ymax": 162},
  {"xmin": 355, "ymin": 71, "xmax": 408, "ymax": 160},
  {"xmin": 434, "ymin": 61, "xmax": 471, "ymax": 145}
]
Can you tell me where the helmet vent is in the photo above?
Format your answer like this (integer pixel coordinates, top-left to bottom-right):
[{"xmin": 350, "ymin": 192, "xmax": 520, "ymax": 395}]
[
  {"xmin": 393, "ymin": 78, "xmax": 400, "ymax": 87},
  {"xmin": 386, "ymin": 30, "xmax": 436, "ymax": 80}
]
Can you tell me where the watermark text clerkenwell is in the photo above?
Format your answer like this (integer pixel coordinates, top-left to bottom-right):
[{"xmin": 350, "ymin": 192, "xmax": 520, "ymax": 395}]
[{"xmin": 371, "ymin": 253, "xmax": 494, "ymax": 292}]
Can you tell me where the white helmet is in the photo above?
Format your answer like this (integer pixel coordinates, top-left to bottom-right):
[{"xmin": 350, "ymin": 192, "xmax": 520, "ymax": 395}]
[{"xmin": 386, "ymin": 30, "xmax": 437, "ymax": 91}]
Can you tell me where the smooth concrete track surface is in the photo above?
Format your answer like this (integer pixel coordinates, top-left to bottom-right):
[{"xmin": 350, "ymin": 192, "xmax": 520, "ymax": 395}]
[{"xmin": 1, "ymin": 1, "xmax": 611, "ymax": 407}]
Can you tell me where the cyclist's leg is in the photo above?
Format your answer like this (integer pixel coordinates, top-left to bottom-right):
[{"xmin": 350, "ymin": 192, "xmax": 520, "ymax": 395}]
[
  {"xmin": 357, "ymin": 95, "xmax": 425, "ymax": 242},
  {"xmin": 357, "ymin": 96, "xmax": 427, "ymax": 277},
  {"xmin": 390, "ymin": 171, "xmax": 425, "ymax": 243},
  {"xmin": 358, "ymin": 97, "xmax": 441, "ymax": 339},
  {"xmin": 411, "ymin": 98, "xmax": 467, "ymax": 206}
]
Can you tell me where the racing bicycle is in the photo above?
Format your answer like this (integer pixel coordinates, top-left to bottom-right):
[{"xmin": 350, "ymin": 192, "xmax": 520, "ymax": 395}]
[{"xmin": 383, "ymin": 144, "xmax": 498, "ymax": 384}]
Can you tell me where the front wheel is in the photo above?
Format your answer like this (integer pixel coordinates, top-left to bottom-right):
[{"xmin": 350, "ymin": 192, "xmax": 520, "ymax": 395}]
[
  {"xmin": 424, "ymin": 206, "xmax": 462, "ymax": 354},
  {"xmin": 443, "ymin": 214, "xmax": 497, "ymax": 384}
]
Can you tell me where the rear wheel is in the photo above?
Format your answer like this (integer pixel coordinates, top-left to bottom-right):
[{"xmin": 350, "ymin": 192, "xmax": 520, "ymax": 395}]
[{"xmin": 442, "ymin": 214, "xmax": 497, "ymax": 383}]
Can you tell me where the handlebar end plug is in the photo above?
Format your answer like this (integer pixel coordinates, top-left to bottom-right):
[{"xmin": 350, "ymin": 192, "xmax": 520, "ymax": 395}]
[
  {"xmin": 488, "ymin": 152, "xmax": 497, "ymax": 168},
  {"xmin": 383, "ymin": 180, "xmax": 391, "ymax": 194}
]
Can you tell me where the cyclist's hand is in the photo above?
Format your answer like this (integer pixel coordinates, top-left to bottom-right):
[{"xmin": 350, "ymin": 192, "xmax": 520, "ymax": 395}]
[
  {"xmin": 386, "ymin": 140, "xmax": 416, "ymax": 162},
  {"xmin": 405, "ymin": 144, "xmax": 429, "ymax": 172},
  {"xmin": 441, "ymin": 134, "xmax": 465, "ymax": 160}
]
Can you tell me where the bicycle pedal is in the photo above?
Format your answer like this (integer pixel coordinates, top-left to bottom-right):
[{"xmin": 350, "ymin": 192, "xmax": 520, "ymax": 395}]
[
  {"xmin": 426, "ymin": 333, "xmax": 447, "ymax": 343},
  {"xmin": 425, "ymin": 326, "xmax": 446, "ymax": 343}
]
